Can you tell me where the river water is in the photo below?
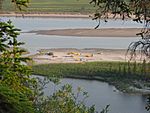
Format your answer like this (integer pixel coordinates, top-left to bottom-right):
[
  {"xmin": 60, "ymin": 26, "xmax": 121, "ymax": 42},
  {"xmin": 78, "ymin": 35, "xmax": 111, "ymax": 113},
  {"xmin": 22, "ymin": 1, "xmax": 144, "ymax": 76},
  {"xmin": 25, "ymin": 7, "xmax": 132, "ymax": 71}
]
[
  {"xmin": 1, "ymin": 17, "xmax": 148, "ymax": 113},
  {"xmin": 36, "ymin": 76, "xmax": 147, "ymax": 113},
  {"xmin": 1, "ymin": 17, "xmax": 143, "ymax": 54}
]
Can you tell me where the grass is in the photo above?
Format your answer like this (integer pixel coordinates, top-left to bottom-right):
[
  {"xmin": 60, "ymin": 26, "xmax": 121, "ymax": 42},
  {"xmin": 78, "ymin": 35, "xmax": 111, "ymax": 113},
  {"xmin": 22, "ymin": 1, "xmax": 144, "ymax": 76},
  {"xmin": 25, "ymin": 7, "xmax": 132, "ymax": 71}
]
[
  {"xmin": 1, "ymin": 0, "xmax": 132, "ymax": 14},
  {"xmin": 2, "ymin": 0, "xmax": 96, "ymax": 13},
  {"xmin": 32, "ymin": 61, "xmax": 150, "ymax": 93}
]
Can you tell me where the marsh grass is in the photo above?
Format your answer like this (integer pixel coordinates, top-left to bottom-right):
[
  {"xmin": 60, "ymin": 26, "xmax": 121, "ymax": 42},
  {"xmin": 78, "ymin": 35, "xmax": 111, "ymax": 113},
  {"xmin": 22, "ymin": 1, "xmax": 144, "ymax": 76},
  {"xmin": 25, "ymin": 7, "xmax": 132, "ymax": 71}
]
[
  {"xmin": 32, "ymin": 61, "xmax": 149, "ymax": 78},
  {"xmin": 32, "ymin": 61, "xmax": 150, "ymax": 93}
]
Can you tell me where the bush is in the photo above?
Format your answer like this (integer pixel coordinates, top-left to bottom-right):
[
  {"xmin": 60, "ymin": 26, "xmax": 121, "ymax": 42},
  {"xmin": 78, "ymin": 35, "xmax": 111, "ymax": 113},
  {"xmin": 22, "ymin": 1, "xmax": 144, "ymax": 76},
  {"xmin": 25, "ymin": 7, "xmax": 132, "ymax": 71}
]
[{"xmin": 0, "ymin": 84, "xmax": 34, "ymax": 113}]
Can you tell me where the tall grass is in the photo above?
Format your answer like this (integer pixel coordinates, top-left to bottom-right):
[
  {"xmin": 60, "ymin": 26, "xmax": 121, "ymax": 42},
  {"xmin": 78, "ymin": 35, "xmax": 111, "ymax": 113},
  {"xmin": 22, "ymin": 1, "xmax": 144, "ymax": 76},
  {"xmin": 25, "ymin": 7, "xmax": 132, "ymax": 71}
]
[
  {"xmin": 32, "ymin": 61, "xmax": 150, "ymax": 79},
  {"xmin": 32, "ymin": 61, "xmax": 150, "ymax": 93}
]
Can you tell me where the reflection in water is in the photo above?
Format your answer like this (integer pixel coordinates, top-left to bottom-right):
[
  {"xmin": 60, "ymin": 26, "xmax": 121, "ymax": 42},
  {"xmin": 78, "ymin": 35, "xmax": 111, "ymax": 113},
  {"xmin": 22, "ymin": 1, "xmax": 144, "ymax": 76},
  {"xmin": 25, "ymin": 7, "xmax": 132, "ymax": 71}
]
[{"xmin": 34, "ymin": 75, "xmax": 147, "ymax": 113}]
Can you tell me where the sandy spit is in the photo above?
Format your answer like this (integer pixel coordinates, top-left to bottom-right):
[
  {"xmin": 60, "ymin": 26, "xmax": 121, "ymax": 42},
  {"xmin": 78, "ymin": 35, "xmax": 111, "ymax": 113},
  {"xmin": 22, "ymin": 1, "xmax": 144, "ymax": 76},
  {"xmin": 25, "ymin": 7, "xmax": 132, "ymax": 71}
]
[{"xmin": 29, "ymin": 28, "xmax": 142, "ymax": 37}]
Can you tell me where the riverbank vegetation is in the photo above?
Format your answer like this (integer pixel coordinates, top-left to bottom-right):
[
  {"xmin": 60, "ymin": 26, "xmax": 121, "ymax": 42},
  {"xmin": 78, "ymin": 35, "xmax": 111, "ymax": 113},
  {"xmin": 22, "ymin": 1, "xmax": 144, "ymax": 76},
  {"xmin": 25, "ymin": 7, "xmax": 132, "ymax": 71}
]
[
  {"xmin": 1, "ymin": 0, "xmax": 132, "ymax": 14},
  {"xmin": 32, "ymin": 61, "xmax": 150, "ymax": 93}
]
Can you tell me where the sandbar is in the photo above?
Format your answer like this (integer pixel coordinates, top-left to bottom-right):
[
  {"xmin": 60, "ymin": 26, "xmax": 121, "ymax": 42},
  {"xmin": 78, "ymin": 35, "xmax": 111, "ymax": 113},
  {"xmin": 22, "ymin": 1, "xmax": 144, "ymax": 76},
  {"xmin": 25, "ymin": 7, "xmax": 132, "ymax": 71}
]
[
  {"xmin": 30, "ymin": 48, "xmax": 131, "ymax": 64},
  {"xmin": 29, "ymin": 28, "xmax": 142, "ymax": 37}
]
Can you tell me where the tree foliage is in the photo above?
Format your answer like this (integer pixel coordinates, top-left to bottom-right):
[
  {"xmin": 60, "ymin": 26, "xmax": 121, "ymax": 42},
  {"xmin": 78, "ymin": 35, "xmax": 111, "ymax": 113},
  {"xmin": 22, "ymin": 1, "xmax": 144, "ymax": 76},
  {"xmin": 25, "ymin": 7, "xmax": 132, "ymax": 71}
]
[
  {"xmin": 0, "ymin": 4, "xmax": 37, "ymax": 111},
  {"xmin": 34, "ymin": 83, "xmax": 102, "ymax": 113},
  {"xmin": 0, "ymin": 20, "xmax": 35, "ymax": 95},
  {"xmin": 90, "ymin": 0, "xmax": 150, "ymax": 28},
  {"xmin": 0, "ymin": 84, "xmax": 34, "ymax": 113},
  {"xmin": 90, "ymin": 0, "xmax": 150, "ymax": 60}
]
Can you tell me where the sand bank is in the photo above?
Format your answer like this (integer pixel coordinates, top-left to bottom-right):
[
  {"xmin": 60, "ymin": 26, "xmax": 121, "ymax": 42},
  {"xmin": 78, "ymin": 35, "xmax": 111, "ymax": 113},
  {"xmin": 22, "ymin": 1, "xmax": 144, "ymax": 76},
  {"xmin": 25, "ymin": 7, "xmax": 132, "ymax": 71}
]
[
  {"xmin": 29, "ymin": 28, "xmax": 142, "ymax": 37},
  {"xmin": 30, "ymin": 48, "xmax": 129, "ymax": 64}
]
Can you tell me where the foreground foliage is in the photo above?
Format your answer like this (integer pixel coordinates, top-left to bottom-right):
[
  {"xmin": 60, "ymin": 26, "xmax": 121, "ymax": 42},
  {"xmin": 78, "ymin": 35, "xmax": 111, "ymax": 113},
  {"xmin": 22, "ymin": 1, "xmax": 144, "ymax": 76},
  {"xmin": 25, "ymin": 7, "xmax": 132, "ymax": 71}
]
[
  {"xmin": 0, "ymin": 84, "xmax": 34, "ymax": 113},
  {"xmin": 35, "ymin": 83, "xmax": 101, "ymax": 113},
  {"xmin": 0, "ymin": 20, "xmax": 34, "ymax": 96}
]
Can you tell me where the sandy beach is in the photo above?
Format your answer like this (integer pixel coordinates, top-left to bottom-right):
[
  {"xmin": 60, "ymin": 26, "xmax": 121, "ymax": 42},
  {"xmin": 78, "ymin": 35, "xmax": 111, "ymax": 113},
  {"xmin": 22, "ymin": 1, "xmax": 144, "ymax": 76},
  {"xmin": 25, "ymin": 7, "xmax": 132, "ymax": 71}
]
[
  {"xmin": 29, "ymin": 28, "xmax": 142, "ymax": 37},
  {"xmin": 30, "ymin": 48, "xmax": 130, "ymax": 64},
  {"xmin": 31, "ymin": 48, "xmax": 149, "ymax": 64}
]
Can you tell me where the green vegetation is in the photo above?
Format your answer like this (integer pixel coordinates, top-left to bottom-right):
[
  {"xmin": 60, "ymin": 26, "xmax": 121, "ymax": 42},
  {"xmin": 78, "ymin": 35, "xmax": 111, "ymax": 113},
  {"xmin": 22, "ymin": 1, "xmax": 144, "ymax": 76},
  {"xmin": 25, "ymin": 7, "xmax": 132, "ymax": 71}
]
[
  {"xmin": 0, "ymin": 84, "xmax": 34, "ymax": 113},
  {"xmin": 2, "ymin": 0, "xmax": 95, "ymax": 13},
  {"xmin": 38, "ymin": 84, "xmax": 101, "ymax": 113},
  {"xmin": 1, "ymin": 0, "xmax": 131, "ymax": 14},
  {"xmin": 0, "ymin": 20, "xmax": 33, "ymax": 95},
  {"xmin": 32, "ymin": 61, "xmax": 150, "ymax": 93}
]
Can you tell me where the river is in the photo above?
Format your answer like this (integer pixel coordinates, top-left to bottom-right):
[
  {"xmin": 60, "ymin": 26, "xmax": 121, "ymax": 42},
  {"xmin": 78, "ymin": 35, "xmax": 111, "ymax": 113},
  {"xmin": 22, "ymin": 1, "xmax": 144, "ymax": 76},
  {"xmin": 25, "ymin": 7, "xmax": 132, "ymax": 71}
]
[
  {"xmin": 1, "ymin": 17, "xmax": 143, "ymax": 54},
  {"xmin": 1, "ymin": 17, "xmax": 148, "ymax": 113},
  {"xmin": 35, "ymin": 75, "xmax": 147, "ymax": 113}
]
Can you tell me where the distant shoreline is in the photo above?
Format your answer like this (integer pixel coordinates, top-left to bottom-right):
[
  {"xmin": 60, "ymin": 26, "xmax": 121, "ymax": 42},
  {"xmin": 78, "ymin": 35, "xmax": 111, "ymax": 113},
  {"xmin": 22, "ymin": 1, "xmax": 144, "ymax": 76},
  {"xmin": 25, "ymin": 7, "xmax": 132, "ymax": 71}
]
[
  {"xmin": 0, "ymin": 12, "xmax": 136, "ymax": 19},
  {"xmin": 0, "ymin": 13, "xmax": 90, "ymax": 18}
]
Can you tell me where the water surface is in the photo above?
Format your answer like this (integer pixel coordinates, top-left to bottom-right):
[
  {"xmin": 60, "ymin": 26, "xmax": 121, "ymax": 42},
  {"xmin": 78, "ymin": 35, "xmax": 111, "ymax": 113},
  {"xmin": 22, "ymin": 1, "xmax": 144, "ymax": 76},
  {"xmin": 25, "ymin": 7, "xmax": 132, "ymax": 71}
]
[
  {"xmin": 1, "ymin": 17, "xmax": 143, "ymax": 32},
  {"xmin": 35, "ymin": 76, "xmax": 147, "ymax": 113},
  {"xmin": 18, "ymin": 33, "xmax": 140, "ymax": 54},
  {"xmin": 1, "ymin": 17, "xmax": 143, "ymax": 54}
]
